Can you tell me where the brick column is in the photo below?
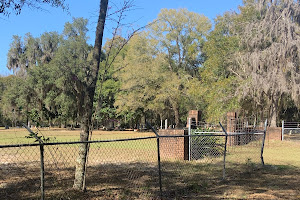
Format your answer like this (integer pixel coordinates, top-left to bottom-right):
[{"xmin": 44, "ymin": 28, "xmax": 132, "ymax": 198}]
[
  {"xmin": 159, "ymin": 129, "xmax": 189, "ymax": 160},
  {"xmin": 186, "ymin": 110, "xmax": 202, "ymax": 128}
]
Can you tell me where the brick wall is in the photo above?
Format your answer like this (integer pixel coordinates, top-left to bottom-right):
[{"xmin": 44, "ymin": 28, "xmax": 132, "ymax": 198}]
[
  {"xmin": 266, "ymin": 127, "xmax": 282, "ymax": 141},
  {"xmin": 159, "ymin": 129, "xmax": 189, "ymax": 160},
  {"xmin": 186, "ymin": 110, "xmax": 202, "ymax": 128}
]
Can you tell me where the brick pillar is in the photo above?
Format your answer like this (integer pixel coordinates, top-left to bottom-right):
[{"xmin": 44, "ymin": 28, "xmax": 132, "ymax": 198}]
[
  {"xmin": 186, "ymin": 110, "xmax": 202, "ymax": 128},
  {"xmin": 227, "ymin": 112, "xmax": 237, "ymax": 146},
  {"xmin": 227, "ymin": 112, "xmax": 237, "ymax": 132},
  {"xmin": 159, "ymin": 129, "xmax": 189, "ymax": 160}
]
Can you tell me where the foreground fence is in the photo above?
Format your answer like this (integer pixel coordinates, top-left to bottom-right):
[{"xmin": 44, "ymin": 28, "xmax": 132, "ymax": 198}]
[{"xmin": 0, "ymin": 122, "xmax": 266, "ymax": 199}]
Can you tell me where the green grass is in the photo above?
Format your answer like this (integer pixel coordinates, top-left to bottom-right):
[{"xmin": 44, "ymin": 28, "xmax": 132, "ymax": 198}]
[{"xmin": 264, "ymin": 140, "xmax": 300, "ymax": 167}]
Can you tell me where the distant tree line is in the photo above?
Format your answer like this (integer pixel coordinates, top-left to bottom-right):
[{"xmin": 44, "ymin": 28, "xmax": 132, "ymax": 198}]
[{"xmin": 1, "ymin": 0, "xmax": 300, "ymax": 128}]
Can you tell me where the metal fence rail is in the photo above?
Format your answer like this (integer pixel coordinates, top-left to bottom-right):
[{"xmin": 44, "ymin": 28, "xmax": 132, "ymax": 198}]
[
  {"xmin": 0, "ymin": 123, "xmax": 266, "ymax": 199},
  {"xmin": 282, "ymin": 121, "xmax": 300, "ymax": 141}
]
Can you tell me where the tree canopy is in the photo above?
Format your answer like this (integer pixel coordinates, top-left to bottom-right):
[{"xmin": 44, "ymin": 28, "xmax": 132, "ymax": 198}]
[
  {"xmin": 2, "ymin": 1, "xmax": 300, "ymax": 129},
  {"xmin": 0, "ymin": 0, "xmax": 67, "ymax": 16}
]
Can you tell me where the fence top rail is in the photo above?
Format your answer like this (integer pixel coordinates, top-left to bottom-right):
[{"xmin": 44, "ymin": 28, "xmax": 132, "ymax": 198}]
[
  {"xmin": 283, "ymin": 122, "xmax": 300, "ymax": 127},
  {"xmin": 227, "ymin": 131, "xmax": 265, "ymax": 135},
  {"xmin": 160, "ymin": 134, "xmax": 226, "ymax": 138},
  {"xmin": 0, "ymin": 136, "xmax": 157, "ymax": 149},
  {"xmin": 192, "ymin": 131, "xmax": 225, "ymax": 134},
  {"xmin": 160, "ymin": 131, "xmax": 263, "ymax": 138},
  {"xmin": 283, "ymin": 121, "xmax": 300, "ymax": 124},
  {"xmin": 283, "ymin": 128, "xmax": 300, "ymax": 130},
  {"xmin": 192, "ymin": 130, "xmax": 265, "ymax": 135},
  {"xmin": 0, "ymin": 129, "xmax": 265, "ymax": 149}
]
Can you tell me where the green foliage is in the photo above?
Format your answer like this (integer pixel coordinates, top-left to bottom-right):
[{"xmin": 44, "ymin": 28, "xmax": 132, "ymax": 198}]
[
  {"xmin": 3, "ymin": 3, "xmax": 300, "ymax": 129},
  {"xmin": 231, "ymin": 0, "xmax": 300, "ymax": 126},
  {"xmin": 201, "ymin": 13, "xmax": 240, "ymax": 122},
  {"xmin": 0, "ymin": 75, "xmax": 28, "ymax": 126},
  {"xmin": 4, "ymin": 17, "xmax": 92, "ymax": 127},
  {"xmin": 151, "ymin": 8, "xmax": 211, "ymax": 75},
  {"xmin": 25, "ymin": 131, "xmax": 50, "ymax": 143}
]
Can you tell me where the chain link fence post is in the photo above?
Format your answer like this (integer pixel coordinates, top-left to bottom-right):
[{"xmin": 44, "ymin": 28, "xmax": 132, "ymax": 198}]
[
  {"xmin": 261, "ymin": 119, "xmax": 268, "ymax": 166},
  {"xmin": 219, "ymin": 122, "xmax": 228, "ymax": 180},
  {"xmin": 188, "ymin": 118, "xmax": 191, "ymax": 161},
  {"xmin": 282, "ymin": 120, "xmax": 284, "ymax": 141},
  {"xmin": 146, "ymin": 122, "xmax": 163, "ymax": 199},
  {"xmin": 39, "ymin": 142, "xmax": 45, "ymax": 200},
  {"xmin": 23, "ymin": 124, "xmax": 45, "ymax": 200}
]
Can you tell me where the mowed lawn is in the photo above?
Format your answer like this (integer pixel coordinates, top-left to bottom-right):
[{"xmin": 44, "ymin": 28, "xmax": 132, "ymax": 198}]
[
  {"xmin": 1, "ymin": 128, "xmax": 299, "ymax": 164},
  {"xmin": 264, "ymin": 139, "xmax": 300, "ymax": 167},
  {"xmin": 0, "ymin": 127, "xmax": 156, "ymax": 145},
  {"xmin": 0, "ymin": 128, "xmax": 299, "ymax": 167}
]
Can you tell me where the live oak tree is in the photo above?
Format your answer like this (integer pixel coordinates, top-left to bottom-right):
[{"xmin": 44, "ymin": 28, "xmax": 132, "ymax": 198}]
[
  {"xmin": 7, "ymin": 35, "xmax": 29, "ymax": 77},
  {"xmin": 115, "ymin": 9, "xmax": 213, "ymax": 128},
  {"xmin": 6, "ymin": 31, "xmax": 62, "ymax": 126},
  {"xmin": 231, "ymin": 0, "xmax": 300, "ymax": 126},
  {"xmin": 0, "ymin": 75, "xmax": 26, "ymax": 126},
  {"xmin": 7, "ymin": 32, "xmax": 60, "ymax": 77}
]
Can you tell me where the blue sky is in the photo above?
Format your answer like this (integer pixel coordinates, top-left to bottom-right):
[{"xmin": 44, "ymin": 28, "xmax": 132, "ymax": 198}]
[{"xmin": 0, "ymin": 0, "xmax": 242, "ymax": 76}]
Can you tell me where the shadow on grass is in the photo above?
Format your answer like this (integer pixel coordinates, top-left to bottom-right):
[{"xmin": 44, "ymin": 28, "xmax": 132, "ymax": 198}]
[{"xmin": 0, "ymin": 161, "xmax": 299, "ymax": 199}]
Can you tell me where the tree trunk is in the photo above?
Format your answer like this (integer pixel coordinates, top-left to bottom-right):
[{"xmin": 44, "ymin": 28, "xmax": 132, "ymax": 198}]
[
  {"xmin": 171, "ymin": 101, "xmax": 180, "ymax": 128},
  {"xmin": 73, "ymin": 114, "xmax": 90, "ymax": 189},
  {"xmin": 269, "ymin": 97, "xmax": 278, "ymax": 127},
  {"xmin": 73, "ymin": 0, "xmax": 108, "ymax": 191},
  {"xmin": 270, "ymin": 94, "xmax": 280, "ymax": 127}
]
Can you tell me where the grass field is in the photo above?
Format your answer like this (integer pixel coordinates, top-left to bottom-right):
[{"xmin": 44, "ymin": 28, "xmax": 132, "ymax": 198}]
[
  {"xmin": 0, "ymin": 127, "xmax": 156, "ymax": 144},
  {"xmin": 0, "ymin": 128, "xmax": 299, "ymax": 199}
]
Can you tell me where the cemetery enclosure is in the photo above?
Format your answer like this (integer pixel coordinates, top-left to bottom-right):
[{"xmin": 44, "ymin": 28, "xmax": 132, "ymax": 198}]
[
  {"xmin": 0, "ymin": 125, "xmax": 272, "ymax": 199},
  {"xmin": 1, "ymin": 136, "xmax": 299, "ymax": 199}
]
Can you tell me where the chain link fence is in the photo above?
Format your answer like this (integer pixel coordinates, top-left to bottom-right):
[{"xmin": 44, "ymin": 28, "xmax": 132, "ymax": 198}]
[{"xmin": 0, "ymin": 121, "xmax": 266, "ymax": 199}]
